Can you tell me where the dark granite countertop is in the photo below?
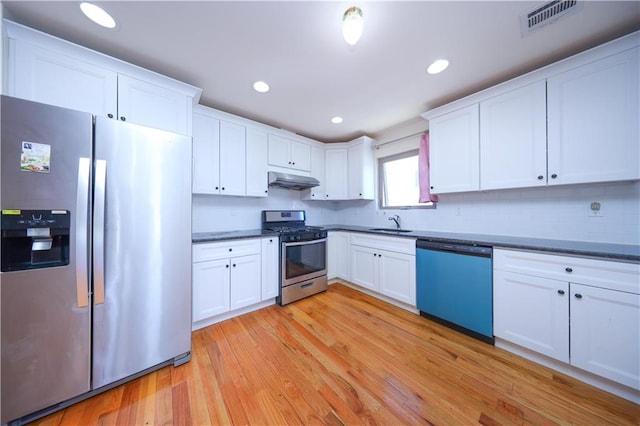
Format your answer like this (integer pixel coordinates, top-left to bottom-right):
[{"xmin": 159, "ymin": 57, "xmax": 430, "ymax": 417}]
[
  {"xmin": 193, "ymin": 225, "xmax": 640, "ymax": 262},
  {"xmin": 321, "ymin": 224, "xmax": 640, "ymax": 262},
  {"xmin": 192, "ymin": 229, "xmax": 279, "ymax": 243}
]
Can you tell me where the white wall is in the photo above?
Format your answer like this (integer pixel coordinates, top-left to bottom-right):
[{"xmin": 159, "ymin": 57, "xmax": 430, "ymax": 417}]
[
  {"xmin": 330, "ymin": 181, "xmax": 640, "ymax": 245},
  {"xmin": 192, "ymin": 187, "xmax": 339, "ymax": 232},
  {"xmin": 193, "ymin": 180, "xmax": 639, "ymax": 245}
]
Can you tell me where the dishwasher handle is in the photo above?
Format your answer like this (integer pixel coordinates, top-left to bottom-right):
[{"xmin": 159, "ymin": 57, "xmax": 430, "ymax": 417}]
[{"xmin": 416, "ymin": 239, "xmax": 492, "ymax": 258}]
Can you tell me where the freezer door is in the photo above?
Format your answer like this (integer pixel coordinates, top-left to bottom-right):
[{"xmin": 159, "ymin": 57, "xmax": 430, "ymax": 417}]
[
  {"xmin": 0, "ymin": 96, "xmax": 92, "ymax": 423},
  {"xmin": 92, "ymin": 117, "xmax": 192, "ymax": 388}
]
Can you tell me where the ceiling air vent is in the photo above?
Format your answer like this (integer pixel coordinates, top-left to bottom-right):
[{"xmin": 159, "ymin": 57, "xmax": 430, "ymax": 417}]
[{"xmin": 520, "ymin": 0, "xmax": 584, "ymax": 37}]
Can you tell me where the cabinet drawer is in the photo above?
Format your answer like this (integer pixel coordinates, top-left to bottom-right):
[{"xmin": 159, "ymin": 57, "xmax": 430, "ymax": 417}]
[
  {"xmin": 193, "ymin": 238, "xmax": 262, "ymax": 262},
  {"xmin": 494, "ymin": 248, "xmax": 640, "ymax": 294},
  {"xmin": 350, "ymin": 233, "xmax": 416, "ymax": 255}
]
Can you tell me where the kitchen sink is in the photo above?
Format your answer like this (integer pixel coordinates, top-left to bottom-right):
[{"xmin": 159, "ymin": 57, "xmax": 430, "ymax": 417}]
[{"xmin": 369, "ymin": 228, "xmax": 413, "ymax": 233}]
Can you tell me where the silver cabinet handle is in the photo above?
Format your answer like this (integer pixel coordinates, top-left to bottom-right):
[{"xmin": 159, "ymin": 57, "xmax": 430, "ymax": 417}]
[
  {"xmin": 93, "ymin": 159, "xmax": 107, "ymax": 305},
  {"xmin": 75, "ymin": 158, "xmax": 91, "ymax": 308}
]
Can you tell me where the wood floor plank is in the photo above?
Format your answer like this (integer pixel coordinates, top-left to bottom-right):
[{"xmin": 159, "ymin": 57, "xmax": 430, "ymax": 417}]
[{"xmin": 27, "ymin": 283, "xmax": 639, "ymax": 425}]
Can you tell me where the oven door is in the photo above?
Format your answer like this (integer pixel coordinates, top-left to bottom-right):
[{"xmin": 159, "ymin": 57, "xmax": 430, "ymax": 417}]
[{"xmin": 282, "ymin": 238, "xmax": 327, "ymax": 286}]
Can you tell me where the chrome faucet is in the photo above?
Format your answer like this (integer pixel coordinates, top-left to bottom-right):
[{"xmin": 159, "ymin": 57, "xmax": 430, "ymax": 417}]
[{"xmin": 388, "ymin": 214, "xmax": 401, "ymax": 229}]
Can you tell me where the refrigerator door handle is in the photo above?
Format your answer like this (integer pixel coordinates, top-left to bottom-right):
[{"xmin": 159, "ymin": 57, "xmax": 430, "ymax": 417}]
[
  {"xmin": 75, "ymin": 157, "xmax": 91, "ymax": 308},
  {"xmin": 93, "ymin": 159, "xmax": 107, "ymax": 305}
]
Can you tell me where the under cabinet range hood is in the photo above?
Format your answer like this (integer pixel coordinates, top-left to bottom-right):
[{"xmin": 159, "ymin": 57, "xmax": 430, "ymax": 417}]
[{"xmin": 268, "ymin": 171, "xmax": 320, "ymax": 190}]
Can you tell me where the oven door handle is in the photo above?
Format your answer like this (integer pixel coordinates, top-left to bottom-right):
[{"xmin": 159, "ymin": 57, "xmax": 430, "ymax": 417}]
[{"xmin": 282, "ymin": 238, "xmax": 327, "ymax": 247}]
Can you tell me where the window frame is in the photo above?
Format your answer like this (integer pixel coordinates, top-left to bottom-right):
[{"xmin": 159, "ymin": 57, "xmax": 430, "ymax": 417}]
[{"xmin": 378, "ymin": 149, "xmax": 436, "ymax": 210}]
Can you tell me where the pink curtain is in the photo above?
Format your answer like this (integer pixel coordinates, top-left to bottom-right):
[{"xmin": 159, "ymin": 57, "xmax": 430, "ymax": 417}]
[{"xmin": 418, "ymin": 132, "xmax": 438, "ymax": 203}]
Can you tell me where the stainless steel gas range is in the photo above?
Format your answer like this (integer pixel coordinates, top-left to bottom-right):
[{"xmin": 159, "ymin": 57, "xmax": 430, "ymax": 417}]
[{"xmin": 261, "ymin": 210, "xmax": 327, "ymax": 305}]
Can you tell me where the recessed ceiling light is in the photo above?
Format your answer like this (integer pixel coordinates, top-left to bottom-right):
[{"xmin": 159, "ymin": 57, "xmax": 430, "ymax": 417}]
[
  {"xmin": 80, "ymin": 2, "xmax": 116, "ymax": 29},
  {"xmin": 331, "ymin": 116, "xmax": 343, "ymax": 124},
  {"xmin": 427, "ymin": 59, "xmax": 449, "ymax": 75},
  {"xmin": 342, "ymin": 6, "xmax": 364, "ymax": 46},
  {"xmin": 253, "ymin": 81, "xmax": 270, "ymax": 93}
]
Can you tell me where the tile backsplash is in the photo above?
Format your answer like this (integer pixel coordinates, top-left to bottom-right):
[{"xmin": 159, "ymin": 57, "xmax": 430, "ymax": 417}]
[{"xmin": 193, "ymin": 181, "xmax": 639, "ymax": 245}]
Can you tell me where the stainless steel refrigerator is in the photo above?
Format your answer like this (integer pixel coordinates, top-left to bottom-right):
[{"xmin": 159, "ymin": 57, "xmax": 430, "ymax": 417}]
[{"xmin": 0, "ymin": 95, "xmax": 192, "ymax": 423}]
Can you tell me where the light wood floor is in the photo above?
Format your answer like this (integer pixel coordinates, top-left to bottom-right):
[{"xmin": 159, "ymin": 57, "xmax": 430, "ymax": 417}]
[{"xmin": 31, "ymin": 283, "xmax": 639, "ymax": 425}]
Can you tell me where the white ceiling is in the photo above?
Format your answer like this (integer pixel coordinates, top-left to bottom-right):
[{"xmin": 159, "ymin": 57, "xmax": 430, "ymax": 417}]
[{"xmin": 2, "ymin": 1, "xmax": 639, "ymax": 143}]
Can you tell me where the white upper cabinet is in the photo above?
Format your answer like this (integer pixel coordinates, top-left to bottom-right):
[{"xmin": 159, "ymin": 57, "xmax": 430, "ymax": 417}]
[
  {"xmin": 324, "ymin": 148, "xmax": 349, "ymax": 200},
  {"xmin": 428, "ymin": 104, "xmax": 480, "ymax": 194},
  {"xmin": 219, "ymin": 121, "xmax": 246, "ymax": 196},
  {"xmin": 192, "ymin": 109, "xmax": 221, "ymax": 194},
  {"xmin": 347, "ymin": 137, "xmax": 375, "ymax": 200},
  {"xmin": 5, "ymin": 21, "xmax": 200, "ymax": 135},
  {"xmin": 117, "ymin": 74, "xmax": 191, "ymax": 135},
  {"xmin": 547, "ymin": 48, "xmax": 640, "ymax": 185},
  {"xmin": 423, "ymin": 32, "xmax": 639, "ymax": 193},
  {"xmin": 268, "ymin": 134, "xmax": 311, "ymax": 172},
  {"xmin": 10, "ymin": 38, "xmax": 118, "ymax": 117},
  {"xmin": 303, "ymin": 145, "xmax": 326, "ymax": 200},
  {"xmin": 480, "ymin": 81, "xmax": 547, "ymax": 190},
  {"xmin": 246, "ymin": 128, "xmax": 269, "ymax": 197},
  {"xmin": 192, "ymin": 105, "xmax": 268, "ymax": 198}
]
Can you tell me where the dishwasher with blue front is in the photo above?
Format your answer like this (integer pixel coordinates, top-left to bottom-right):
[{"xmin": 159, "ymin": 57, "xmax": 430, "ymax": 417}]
[{"xmin": 416, "ymin": 239, "xmax": 494, "ymax": 343}]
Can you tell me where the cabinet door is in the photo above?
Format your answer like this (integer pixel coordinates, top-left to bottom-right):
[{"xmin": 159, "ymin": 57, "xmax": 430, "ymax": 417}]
[
  {"xmin": 480, "ymin": 81, "xmax": 547, "ymax": 190},
  {"xmin": 219, "ymin": 121, "xmax": 246, "ymax": 196},
  {"xmin": 192, "ymin": 259, "xmax": 231, "ymax": 321},
  {"xmin": 379, "ymin": 250, "xmax": 416, "ymax": 306},
  {"xmin": 335, "ymin": 232, "xmax": 351, "ymax": 280},
  {"xmin": 328, "ymin": 233, "xmax": 338, "ymax": 279},
  {"xmin": 290, "ymin": 141, "xmax": 311, "ymax": 171},
  {"xmin": 348, "ymin": 141, "xmax": 374, "ymax": 200},
  {"xmin": 267, "ymin": 134, "xmax": 291, "ymax": 168},
  {"xmin": 246, "ymin": 127, "xmax": 269, "ymax": 197},
  {"xmin": 261, "ymin": 238, "xmax": 279, "ymax": 300},
  {"xmin": 493, "ymin": 270, "xmax": 569, "ymax": 362},
  {"xmin": 325, "ymin": 149, "xmax": 348, "ymax": 200},
  {"xmin": 328, "ymin": 232, "xmax": 350, "ymax": 280},
  {"xmin": 305, "ymin": 145, "xmax": 326, "ymax": 200},
  {"xmin": 192, "ymin": 110, "xmax": 220, "ymax": 194},
  {"xmin": 570, "ymin": 283, "xmax": 640, "ymax": 390},
  {"xmin": 547, "ymin": 48, "xmax": 640, "ymax": 185},
  {"xmin": 11, "ymin": 39, "xmax": 117, "ymax": 118},
  {"xmin": 230, "ymin": 254, "xmax": 262, "ymax": 310},
  {"xmin": 428, "ymin": 104, "xmax": 480, "ymax": 193},
  {"xmin": 117, "ymin": 74, "xmax": 191, "ymax": 135},
  {"xmin": 350, "ymin": 245, "xmax": 379, "ymax": 291}
]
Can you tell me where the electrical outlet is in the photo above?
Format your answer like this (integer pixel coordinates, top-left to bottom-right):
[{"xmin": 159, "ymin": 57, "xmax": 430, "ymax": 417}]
[{"xmin": 589, "ymin": 201, "xmax": 603, "ymax": 217}]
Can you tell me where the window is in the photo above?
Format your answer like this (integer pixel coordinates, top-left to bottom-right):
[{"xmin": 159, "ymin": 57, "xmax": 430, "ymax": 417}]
[{"xmin": 379, "ymin": 150, "xmax": 434, "ymax": 209}]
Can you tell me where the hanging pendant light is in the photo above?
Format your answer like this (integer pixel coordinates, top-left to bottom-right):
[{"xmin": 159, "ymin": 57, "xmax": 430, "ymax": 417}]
[{"xmin": 342, "ymin": 6, "xmax": 363, "ymax": 45}]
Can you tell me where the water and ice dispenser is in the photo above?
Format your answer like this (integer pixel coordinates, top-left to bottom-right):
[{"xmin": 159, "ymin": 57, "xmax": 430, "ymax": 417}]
[{"xmin": 1, "ymin": 209, "xmax": 70, "ymax": 272}]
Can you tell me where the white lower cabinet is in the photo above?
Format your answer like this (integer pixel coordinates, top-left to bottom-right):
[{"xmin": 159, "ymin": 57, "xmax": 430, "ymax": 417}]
[
  {"xmin": 229, "ymin": 254, "xmax": 262, "ymax": 310},
  {"xmin": 494, "ymin": 270, "xmax": 569, "ymax": 362},
  {"xmin": 328, "ymin": 231, "xmax": 350, "ymax": 280},
  {"xmin": 493, "ymin": 248, "xmax": 640, "ymax": 392},
  {"xmin": 192, "ymin": 258, "xmax": 230, "ymax": 321},
  {"xmin": 350, "ymin": 245, "xmax": 378, "ymax": 291},
  {"xmin": 349, "ymin": 233, "xmax": 416, "ymax": 306},
  {"xmin": 570, "ymin": 283, "xmax": 640, "ymax": 389},
  {"xmin": 378, "ymin": 249, "xmax": 417, "ymax": 306},
  {"xmin": 192, "ymin": 239, "xmax": 264, "ymax": 326},
  {"xmin": 261, "ymin": 237, "xmax": 279, "ymax": 300}
]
